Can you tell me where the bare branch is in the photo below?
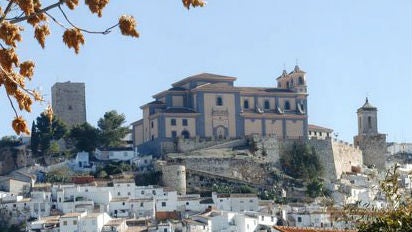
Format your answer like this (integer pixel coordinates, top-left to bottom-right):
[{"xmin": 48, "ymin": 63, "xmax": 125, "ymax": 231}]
[
  {"xmin": 0, "ymin": 0, "xmax": 16, "ymax": 23},
  {"xmin": 5, "ymin": 89, "xmax": 19, "ymax": 118},
  {"xmin": 58, "ymin": 5, "xmax": 117, "ymax": 35},
  {"xmin": 45, "ymin": 11, "xmax": 69, "ymax": 30},
  {"xmin": 9, "ymin": 0, "xmax": 65, "ymax": 24}
]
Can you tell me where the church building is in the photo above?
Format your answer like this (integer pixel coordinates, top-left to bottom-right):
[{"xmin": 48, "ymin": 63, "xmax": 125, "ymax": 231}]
[{"xmin": 132, "ymin": 66, "xmax": 308, "ymax": 155}]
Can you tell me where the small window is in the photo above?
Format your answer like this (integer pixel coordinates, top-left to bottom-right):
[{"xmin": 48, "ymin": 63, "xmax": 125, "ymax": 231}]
[
  {"xmin": 171, "ymin": 119, "xmax": 176, "ymax": 126},
  {"xmin": 63, "ymin": 221, "xmax": 67, "ymax": 226},
  {"xmin": 284, "ymin": 101, "xmax": 290, "ymax": 110},
  {"xmin": 151, "ymin": 121, "xmax": 154, "ymax": 128},
  {"xmin": 161, "ymin": 202, "xmax": 166, "ymax": 207},
  {"xmin": 182, "ymin": 119, "xmax": 188, "ymax": 126},
  {"xmin": 264, "ymin": 100, "xmax": 270, "ymax": 110},
  {"xmin": 152, "ymin": 190, "xmax": 156, "ymax": 195},
  {"xmin": 122, "ymin": 202, "xmax": 125, "ymax": 206},
  {"xmin": 118, "ymin": 192, "xmax": 121, "ymax": 196},
  {"xmin": 141, "ymin": 190, "xmax": 144, "ymax": 194},
  {"xmin": 73, "ymin": 220, "xmax": 77, "ymax": 225},
  {"xmin": 244, "ymin": 100, "xmax": 249, "ymax": 109},
  {"xmin": 68, "ymin": 105, "xmax": 72, "ymax": 110},
  {"xmin": 261, "ymin": 216, "xmax": 264, "ymax": 220},
  {"xmin": 298, "ymin": 217, "xmax": 302, "ymax": 223},
  {"xmin": 151, "ymin": 135, "xmax": 154, "ymax": 141},
  {"xmin": 216, "ymin": 96, "xmax": 223, "ymax": 106},
  {"xmin": 164, "ymin": 229, "xmax": 168, "ymax": 232},
  {"xmin": 368, "ymin": 116, "xmax": 372, "ymax": 129},
  {"xmin": 186, "ymin": 202, "xmax": 189, "ymax": 205},
  {"xmin": 140, "ymin": 202, "xmax": 144, "ymax": 207},
  {"xmin": 128, "ymin": 192, "xmax": 131, "ymax": 196},
  {"xmin": 171, "ymin": 131, "xmax": 177, "ymax": 138}
]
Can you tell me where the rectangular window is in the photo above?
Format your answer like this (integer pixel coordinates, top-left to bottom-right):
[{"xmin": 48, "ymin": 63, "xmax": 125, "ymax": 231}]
[
  {"xmin": 171, "ymin": 131, "xmax": 177, "ymax": 138},
  {"xmin": 73, "ymin": 220, "xmax": 77, "ymax": 225},
  {"xmin": 171, "ymin": 119, "xmax": 176, "ymax": 126},
  {"xmin": 182, "ymin": 119, "xmax": 188, "ymax": 126},
  {"xmin": 298, "ymin": 217, "xmax": 302, "ymax": 222},
  {"xmin": 161, "ymin": 202, "xmax": 166, "ymax": 207},
  {"xmin": 63, "ymin": 221, "xmax": 67, "ymax": 226},
  {"xmin": 140, "ymin": 202, "xmax": 144, "ymax": 207},
  {"xmin": 264, "ymin": 100, "xmax": 270, "ymax": 109}
]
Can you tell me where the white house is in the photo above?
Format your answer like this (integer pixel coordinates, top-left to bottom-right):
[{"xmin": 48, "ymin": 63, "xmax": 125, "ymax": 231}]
[
  {"xmin": 95, "ymin": 148, "xmax": 137, "ymax": 162},
  {"xmin": 212, "ymin": 193, "xmax": 259, "ymax": 212}
]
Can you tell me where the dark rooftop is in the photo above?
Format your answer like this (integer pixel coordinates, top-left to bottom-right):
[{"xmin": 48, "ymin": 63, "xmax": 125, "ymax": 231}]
[{"xmin": 164, "ymin": 108, "xmax": 197, "ymax": 114}]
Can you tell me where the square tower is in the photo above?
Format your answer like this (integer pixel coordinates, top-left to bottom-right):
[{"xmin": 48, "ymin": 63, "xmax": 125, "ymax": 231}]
[
  {"xmin": 51, "ymin": 82, "xmax": 86, "ymax": 127},
  {"xmin": 354, "ymin": 98, "xmax": 387, "ymax": 170}
]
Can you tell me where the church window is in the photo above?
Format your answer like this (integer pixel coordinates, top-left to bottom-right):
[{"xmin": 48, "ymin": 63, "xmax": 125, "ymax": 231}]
[
  {"xmin": 368, "ymin": 116, "xmax": 372, "ymax": 129},
  {"xmin": 182, "ymin": 119, "xmax": 188, "ymax": 126},
  {"xmin": 171, "ymin": 119, "xmax": 176, "ymax": 126},
  {"xmin": 284, "ymin": 101, "xmax": 290, "ymax": 110},
  {"xmin": 216, "ymin": 96, "xmax": 223, "ymax": 106},
  {"xmin": 244, "ymin": 99, "xmax": 249, "ymax": 109},
  {"xmin": 298, "ymin": 76, "xmax": 304, "ymax": 85},
  {"xmin": 264, "ymin": 100, "xmax": 270, "ymax": 110}
]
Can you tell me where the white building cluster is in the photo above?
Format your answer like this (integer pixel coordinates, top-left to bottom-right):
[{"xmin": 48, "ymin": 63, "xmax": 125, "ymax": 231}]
[{"xmin": 0, "ymin": 179, "xmax": 281, "ymax": 232}]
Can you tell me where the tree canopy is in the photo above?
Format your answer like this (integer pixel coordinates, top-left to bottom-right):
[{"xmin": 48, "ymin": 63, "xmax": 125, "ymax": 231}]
[
  {"xmin": 31, "ymin": 112, "xmax": 67, "ymax": 156},
  {"xmin": 280, "ymin": 142, "xmax": 323, "ymax": 181},
  {"xmin": 69, "ymin": 122, "xmax": 99, "ymax": 152},
  {"xmin": 97, "ymin": 110, "xmax": 129, "ymax": 148},
  {"xmin": 1, "ymin": 0, "xmax": 205, "ymax": 135}
]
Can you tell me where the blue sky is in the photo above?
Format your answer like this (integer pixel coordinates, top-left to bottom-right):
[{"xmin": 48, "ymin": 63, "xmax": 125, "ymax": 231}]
[{"xmin": 1, "ymin": 0, "xmax": 411, "ymax": 143}]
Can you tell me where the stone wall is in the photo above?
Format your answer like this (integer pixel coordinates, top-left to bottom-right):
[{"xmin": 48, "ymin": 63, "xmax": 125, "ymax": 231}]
[
  {"xmin": 175, "ymin": 156, "xmax": 271, "ymax": 185},
  {"xmin": 249, "ymin": 136, "xmax": 280, "ymax": 163},
  {"xmin": 354, "ymin": 134, "xmax": 387, "ymax": 170},
  {"xmin": 309, "ymin": 138, "xmax": 362, "ymax": 180},
  {"xmin": 176, "ymin": 137, "xmax": 241, "ymax": 153}
]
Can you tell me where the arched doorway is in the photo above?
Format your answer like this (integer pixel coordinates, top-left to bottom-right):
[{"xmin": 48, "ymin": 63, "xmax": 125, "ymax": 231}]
[
  {"xmin": 216, "ymin": 126, "xmax": 226, "ymax": 139},
  {"xmin": 181, "ymin": 130, "xmax": 190, "ymax": 139}
]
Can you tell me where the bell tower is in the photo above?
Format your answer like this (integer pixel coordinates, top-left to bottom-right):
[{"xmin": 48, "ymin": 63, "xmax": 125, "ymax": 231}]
[
  {"xmin": 357, "ymin": 97, "xmax": 378, "ymax": 135},
  {"xmin": 354, "ymin": 98, "xmax": 387, "ymax": 170}
]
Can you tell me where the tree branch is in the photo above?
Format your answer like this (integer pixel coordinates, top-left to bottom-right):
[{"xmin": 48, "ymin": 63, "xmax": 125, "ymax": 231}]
[
  {"xmin": 58, "ymin": 5, "xmax": 117, "ymax": 35},
  {"xmin": 9, "ymin": 0, "xmax": 65, "ymax": 24},
  {"xmin": 0, "ymin": 0, "xmax": 16, "ymax": 23}
]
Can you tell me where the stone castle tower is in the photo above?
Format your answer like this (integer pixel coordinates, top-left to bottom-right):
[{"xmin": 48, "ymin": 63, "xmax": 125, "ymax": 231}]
[
  {"xmin": 354, "ymin": 98, "xmax": 387, "ymax": 170},
  {"xmin": 51, "ymin": 82, "xmax": 86, "ymax": 127}
]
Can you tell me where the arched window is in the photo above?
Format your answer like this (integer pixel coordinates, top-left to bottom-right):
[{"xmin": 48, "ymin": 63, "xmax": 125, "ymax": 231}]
[
  {"xmin": 298, "ymin": 76, "xmax": 304, "ymax": 85},
  {"xmin": 286, "ymin": 81, "xmax": 289, "ymax": 88},
  {"xmin": 284, "ymin": 101, "xmax": 290, "ymax": 110},
  {"xmin": 244, "ymin": 100, "xmax": 249, "ymax": 109},
  {"xmin": 264, "ymin": 100, "xmax": 270, "ymax": 110},
  {"xmin": 368, "ymin": 116, "xmax": 372, "ymax": 129},
  {"xmin": 216, "ymin": 96, "xmax": 223, "ymax": 106}
]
